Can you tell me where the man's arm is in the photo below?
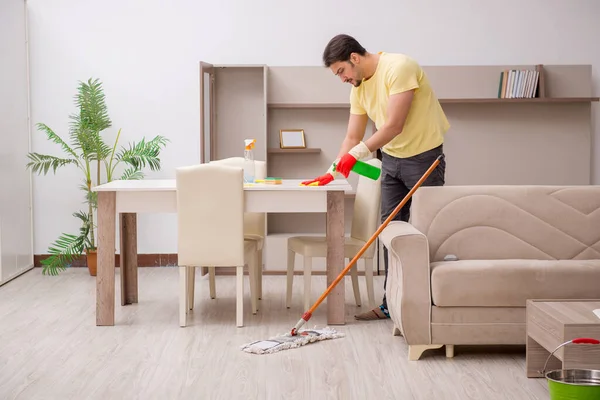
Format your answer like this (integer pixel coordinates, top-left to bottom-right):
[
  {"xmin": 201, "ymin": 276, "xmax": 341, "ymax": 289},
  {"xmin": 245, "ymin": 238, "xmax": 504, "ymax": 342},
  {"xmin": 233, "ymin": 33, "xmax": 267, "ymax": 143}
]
[
  {"xmin": 300, "ymin": 112, "xmax": 368, "ymax": 185},
  {"xmin": 337, "ymin": 113, "xmax": 369, "ymax": 159},
  {"xmin": 364, "ymin": 89, "xmax": 414, "ymax": 151}
]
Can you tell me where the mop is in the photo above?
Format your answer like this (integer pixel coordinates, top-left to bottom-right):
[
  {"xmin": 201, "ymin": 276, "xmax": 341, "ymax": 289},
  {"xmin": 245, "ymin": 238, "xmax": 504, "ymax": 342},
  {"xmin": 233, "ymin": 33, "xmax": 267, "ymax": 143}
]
[{"xmin": 241, "ymin": 155, "xmax": 445, "ymax": 354}]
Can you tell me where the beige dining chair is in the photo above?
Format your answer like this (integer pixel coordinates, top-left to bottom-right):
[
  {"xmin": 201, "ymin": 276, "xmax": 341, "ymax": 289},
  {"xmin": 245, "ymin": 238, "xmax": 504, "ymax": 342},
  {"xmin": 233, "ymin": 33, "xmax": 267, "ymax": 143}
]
[
  {"xmin": 176, "ymin": 163, "xmax": 260, "ymax": 327},
  {"xmin": 285, "ymin": 158, "xmax": 382, "ymax": 310},
  {"xmin": 208, "ymin": 157, "xmax": 266, "ymax": 300}
]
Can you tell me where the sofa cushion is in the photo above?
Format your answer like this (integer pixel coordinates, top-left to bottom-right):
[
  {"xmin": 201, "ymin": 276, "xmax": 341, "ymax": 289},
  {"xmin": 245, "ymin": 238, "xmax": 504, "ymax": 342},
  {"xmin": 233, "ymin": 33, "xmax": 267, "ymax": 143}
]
[
  {"xmin": 430, "ymin": 259, "xmax": 600, "ymax": 307},
  {"xmin": 410, "ymin": 186, "xmax": 600, "ymax": 262}
]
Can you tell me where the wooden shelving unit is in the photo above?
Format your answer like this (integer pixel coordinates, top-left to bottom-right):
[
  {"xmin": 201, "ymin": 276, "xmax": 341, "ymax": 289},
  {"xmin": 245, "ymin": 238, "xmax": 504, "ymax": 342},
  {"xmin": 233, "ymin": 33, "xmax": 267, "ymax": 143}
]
[
  {"xmin": 267, "ymin": 147, "xmax": 321, "ymax": 154},
  {"xmin": 268, "ymin": 97, "xmax": 599, "ymax": 108},
  {"xmin": 268, "ymin": 102, "xmax": 349, "ymax": 109},
  {"xmin": 440, "ymin": 97, "xmax": 599, "ymax": 104},
  {"xmin": 198, "ymin": 61, "xmax": 597, "ymax": 273}
]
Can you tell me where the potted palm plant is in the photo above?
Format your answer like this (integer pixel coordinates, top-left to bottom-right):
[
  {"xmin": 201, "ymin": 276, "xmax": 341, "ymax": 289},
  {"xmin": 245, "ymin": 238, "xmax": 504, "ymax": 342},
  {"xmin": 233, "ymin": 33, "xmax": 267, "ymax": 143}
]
[{"xmin": 27, "ymin": 78, "xmax": 169, "ymax": 276}]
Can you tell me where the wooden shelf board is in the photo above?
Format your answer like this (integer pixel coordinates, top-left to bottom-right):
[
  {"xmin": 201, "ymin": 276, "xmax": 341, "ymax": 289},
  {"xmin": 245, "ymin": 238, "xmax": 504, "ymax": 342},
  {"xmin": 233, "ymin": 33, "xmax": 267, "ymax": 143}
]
[
  {"xmin": 267, "ymin": 148, "xmax": 321, "ymax": 154},
  {"xmin": 214, "ymin": 64, "xmax": 267, "ymax": 68},
  {"xmin": 267, "ymin": 97, "xmax": 598, "ymax": 108},
  {"xmin": 440, "ymin": 97, "xmax": 599, "ymax": 104},
  {"xmin": 268, "ymin": 103, "xmax": 349, "ymax": 109}
]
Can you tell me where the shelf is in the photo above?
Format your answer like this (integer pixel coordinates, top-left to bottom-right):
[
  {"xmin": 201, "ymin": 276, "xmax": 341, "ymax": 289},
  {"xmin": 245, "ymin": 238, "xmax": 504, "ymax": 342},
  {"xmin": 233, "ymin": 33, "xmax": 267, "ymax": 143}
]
[
  {"xmin": 440, "ymin": 97, "xmax": 599, "ymax": 104},
  {"xmin": 267, "ymin": 148, "xmax": 321, "ymax": 154},
  {"xmin": 268, "ymin": 103, "xmax": 349, "ymax": 109},
  {"xmin": 268, "ymin": 97, "xmax": 599, "ymax": 109},
  {"xmin": 214, "ymin": 64, "xmax": 267, "ymax": 68}
]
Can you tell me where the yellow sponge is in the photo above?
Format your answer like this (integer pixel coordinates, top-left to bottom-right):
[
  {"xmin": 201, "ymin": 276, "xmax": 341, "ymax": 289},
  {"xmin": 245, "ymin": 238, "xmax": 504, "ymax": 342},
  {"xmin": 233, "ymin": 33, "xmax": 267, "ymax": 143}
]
[{"xmin": 256, "ymin": 177, "xmax": 282, "ymax": 185}]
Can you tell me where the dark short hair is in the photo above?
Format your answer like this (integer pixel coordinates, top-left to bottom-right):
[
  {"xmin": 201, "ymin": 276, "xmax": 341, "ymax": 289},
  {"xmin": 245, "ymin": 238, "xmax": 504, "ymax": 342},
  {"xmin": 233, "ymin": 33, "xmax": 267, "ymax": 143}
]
[{"xmin": 322, "ymin": 34, "xmax": 367, "ymax": 67}]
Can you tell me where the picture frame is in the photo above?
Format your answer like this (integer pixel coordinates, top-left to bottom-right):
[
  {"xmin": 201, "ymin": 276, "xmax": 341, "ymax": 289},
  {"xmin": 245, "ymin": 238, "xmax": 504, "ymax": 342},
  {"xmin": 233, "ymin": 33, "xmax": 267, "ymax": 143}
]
[{"xmin": 279, "ymin": 129, "xmax": 306, "ymax": 149}]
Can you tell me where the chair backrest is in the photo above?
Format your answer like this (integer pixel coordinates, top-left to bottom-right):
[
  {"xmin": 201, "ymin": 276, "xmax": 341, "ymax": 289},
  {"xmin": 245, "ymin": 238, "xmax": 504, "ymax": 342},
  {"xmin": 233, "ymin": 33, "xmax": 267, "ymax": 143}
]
[
  {"xmin": 209, "ymin": 157, "xmax": 266, "ymax": 238},
  {"xmin": 351, "ymin": 158, "xmax": 382, "ymax": 248},
  {"xmin": 175, "ymin": 163, "xmax": 245, "ymax": 267},
  {"xmin": 209, "ymin": 157, "xmax": 267, "ymax": 180}
]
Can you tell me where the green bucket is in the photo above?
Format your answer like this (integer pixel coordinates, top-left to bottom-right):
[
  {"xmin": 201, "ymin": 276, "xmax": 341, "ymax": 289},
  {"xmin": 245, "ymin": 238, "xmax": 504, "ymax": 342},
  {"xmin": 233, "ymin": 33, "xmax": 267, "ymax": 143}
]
[
  {"xmin": 540, "ymin": 338, "xmax": 600, "ymax": 400},
  {"xmin": 546, "ymin": 369, "xmax": 600, "ymax": 400}
]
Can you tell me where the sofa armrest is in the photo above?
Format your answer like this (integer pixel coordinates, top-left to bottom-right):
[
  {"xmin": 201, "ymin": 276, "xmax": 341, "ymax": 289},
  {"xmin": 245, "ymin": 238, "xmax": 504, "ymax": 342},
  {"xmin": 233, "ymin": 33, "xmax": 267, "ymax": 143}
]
[{"xmin": 380, "ymin": 221, "xmax": 432, "ymax": 345}]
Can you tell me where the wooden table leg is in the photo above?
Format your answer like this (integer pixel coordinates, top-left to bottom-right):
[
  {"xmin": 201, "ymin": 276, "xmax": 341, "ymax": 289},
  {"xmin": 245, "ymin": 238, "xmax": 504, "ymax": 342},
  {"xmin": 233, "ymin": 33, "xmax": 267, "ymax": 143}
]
[
  {"xmin": 97, "ymin": 191, "xmax": 116, "ymax": 326},
  {"xmin": 526, "ymin": 335, "xmax": 562, "ymax": 378},
  {"xmin": 326, "ymin": 191, "xmax": 345, "ymax": 325},
  {"xmin": 120, "ymin": 213, "xmax": 138, "ymax": 305}
]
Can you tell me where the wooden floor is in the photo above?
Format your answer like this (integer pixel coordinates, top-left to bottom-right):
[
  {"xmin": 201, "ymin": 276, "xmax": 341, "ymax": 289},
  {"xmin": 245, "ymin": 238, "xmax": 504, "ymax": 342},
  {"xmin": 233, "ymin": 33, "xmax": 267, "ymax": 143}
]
[{"xmin": 0, "ymin": 267, "xmax": 549, "ymax": 399}]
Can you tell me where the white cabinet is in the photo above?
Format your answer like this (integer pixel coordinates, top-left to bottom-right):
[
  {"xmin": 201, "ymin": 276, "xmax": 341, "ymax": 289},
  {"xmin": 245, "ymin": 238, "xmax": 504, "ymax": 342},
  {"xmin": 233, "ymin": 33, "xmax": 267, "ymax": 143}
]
[{"xmin": 0, "ymin": 0, "xmax": 34, "ymax": 285}]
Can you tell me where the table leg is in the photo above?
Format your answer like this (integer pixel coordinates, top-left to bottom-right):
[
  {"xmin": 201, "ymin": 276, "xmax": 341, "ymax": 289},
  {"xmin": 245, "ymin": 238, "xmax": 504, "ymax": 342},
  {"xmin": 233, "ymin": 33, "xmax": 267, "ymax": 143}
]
[
  {"xmin": 97, "ymin": 191, "xmax": 116, "ymax": 326},
  {"xmin": 326, "ymin": 191, "xmax": 345, "ymax": 325},
  {"xmin": 526, "ymin": 335, "xmax": 562, "ymax": 378},
  {"xmin": 119, "ymin": 213, "xmax": 138, "ymax": 305}
]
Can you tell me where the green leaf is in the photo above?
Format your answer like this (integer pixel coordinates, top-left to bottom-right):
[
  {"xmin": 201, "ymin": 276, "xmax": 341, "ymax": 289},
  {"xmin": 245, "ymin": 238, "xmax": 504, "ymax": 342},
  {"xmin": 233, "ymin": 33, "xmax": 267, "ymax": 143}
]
[
  {"xmin": 26, "ymin": 153, "xmax": 79, "ymax": 175},
  {"xmin": 39, "ymin": 255, "xmax": 68, "ymax": 276},
  {"xmin": 116, "ymin": 135, "xmax": 169, "ymax": 171},
  {"xmin": 35, "ymin": 123, "xmax": 80, "ymax": 161},
  {"xmin": 78, "ymin": 180, "xmax": 90, "ymax": 193},
  {"xmin": 77, "ymin": 179, "xmax": 97, "ymax": 208},
  {"xmin": 40, "ymin": 232, "xmax": 87, "ymax": 276},
  {"xmin": 86, "ymin": 190, "xmax": 98, "ymax": 209},
  {"xmin": 68, "ymin": 78, "xmax": 112, "ymax": 161},
  {"xmin": 73, "ymin": 210, "xmax": 90, "ymax": 224},
  {"xmin": 71, "ymin": 78, "xmax": 111, "ymax": 133},
  {"xmin": 120, "ymin": 166, "xmax": 145, "ymax": 180},
  {"xmin": 73, "ymin": 211, "xmax": 94, "ymax": 245}
]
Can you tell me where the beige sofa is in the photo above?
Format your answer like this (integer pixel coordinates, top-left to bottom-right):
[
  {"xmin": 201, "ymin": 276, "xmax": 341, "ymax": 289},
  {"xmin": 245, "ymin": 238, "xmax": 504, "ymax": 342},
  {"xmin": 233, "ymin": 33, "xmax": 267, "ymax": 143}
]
[{"xmin": 379, "ymin": 185, "xmax": 600, "ymax": 361}]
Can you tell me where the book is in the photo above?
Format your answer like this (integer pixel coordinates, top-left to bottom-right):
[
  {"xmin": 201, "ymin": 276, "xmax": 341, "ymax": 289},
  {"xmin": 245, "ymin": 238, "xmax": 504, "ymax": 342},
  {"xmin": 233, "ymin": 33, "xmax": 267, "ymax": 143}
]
[{"xmin": 498, "ymin": 69, "xmax": 540, "ymax": 99}]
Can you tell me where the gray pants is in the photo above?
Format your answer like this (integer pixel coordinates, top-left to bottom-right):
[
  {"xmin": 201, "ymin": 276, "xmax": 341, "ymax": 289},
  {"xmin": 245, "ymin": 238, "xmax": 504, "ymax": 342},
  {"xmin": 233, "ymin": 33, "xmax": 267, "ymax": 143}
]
[{"xmin": 380, "ymin": 144, "xmax": 446, "ymax": 311}]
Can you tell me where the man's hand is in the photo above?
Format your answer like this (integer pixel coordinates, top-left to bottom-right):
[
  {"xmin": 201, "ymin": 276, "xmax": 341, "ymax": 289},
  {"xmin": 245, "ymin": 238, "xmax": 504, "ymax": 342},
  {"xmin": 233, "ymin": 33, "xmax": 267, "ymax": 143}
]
[
  {"xmin": 335, "ymin": 141, "xmax": 372, "ymax": 178},
  {"xmin": 301, "ymin": 159, "xmax": 340, "ymax": 186},
  {"xmin": 301, "ymin": 173, "xmax": 335, "ymax": 186}
]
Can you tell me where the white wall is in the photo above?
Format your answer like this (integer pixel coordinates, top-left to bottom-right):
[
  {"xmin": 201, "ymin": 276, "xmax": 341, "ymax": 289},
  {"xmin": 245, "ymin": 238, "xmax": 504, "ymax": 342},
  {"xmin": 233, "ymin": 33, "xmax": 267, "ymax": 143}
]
[
  {"xmin": 0, "ymin": 0, "xmax": 34, "ymax": 283},
  {"xmin": 26, "ymin": 0, "xmax": 600, "ymax": 256}
]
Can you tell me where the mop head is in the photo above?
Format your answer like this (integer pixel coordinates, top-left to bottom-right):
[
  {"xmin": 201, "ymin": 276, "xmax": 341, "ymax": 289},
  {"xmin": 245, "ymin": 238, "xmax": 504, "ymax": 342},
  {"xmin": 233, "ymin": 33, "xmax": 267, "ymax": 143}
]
[{"xmin": 241, "ymin": 327, "xmax": 345, "ymax": 354}]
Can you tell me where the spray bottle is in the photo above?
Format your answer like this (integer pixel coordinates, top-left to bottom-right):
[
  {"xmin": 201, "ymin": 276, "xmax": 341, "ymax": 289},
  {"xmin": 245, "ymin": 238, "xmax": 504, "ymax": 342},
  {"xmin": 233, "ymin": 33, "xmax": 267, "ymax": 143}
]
[
  {"xmin": 244, "ymin": 139, "xmax": 256, "ymax": 183},
  {"xmin": 333, "ymin": 159, "xmax": 381, "ymax": 180}
]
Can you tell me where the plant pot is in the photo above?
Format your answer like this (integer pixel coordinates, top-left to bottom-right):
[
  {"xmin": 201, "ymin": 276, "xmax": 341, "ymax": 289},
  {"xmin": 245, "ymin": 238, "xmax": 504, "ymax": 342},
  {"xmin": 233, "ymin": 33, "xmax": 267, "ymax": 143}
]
[{"xmin": 86, "ymin": 248, "xmax": 97, "ymax": 276}]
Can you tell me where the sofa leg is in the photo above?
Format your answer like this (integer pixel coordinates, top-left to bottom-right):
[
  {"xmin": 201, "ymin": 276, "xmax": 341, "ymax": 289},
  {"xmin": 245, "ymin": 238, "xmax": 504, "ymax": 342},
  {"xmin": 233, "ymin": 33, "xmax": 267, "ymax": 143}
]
[
  {"xmin": 395, "ymin": 327, "xmax": 452, "ymax": 361},
  {"xmin": 408, "ymin": 344, "xmax": 443, "ymax": 361}
]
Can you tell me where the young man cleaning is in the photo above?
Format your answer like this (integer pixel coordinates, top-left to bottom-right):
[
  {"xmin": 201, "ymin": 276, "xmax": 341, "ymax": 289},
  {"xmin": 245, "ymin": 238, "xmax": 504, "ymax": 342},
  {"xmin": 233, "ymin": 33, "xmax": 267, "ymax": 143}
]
[{"xmin": 302, "ymin": 34, "xmax": 449, "ymax": 320}]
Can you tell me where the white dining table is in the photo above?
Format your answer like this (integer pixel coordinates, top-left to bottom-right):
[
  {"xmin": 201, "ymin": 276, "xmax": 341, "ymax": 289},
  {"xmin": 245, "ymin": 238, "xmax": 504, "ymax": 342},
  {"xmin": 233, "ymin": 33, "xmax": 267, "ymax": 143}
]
[{"xmin": 92, "ymin": 178, "xmax": 353, "ymax": 327}]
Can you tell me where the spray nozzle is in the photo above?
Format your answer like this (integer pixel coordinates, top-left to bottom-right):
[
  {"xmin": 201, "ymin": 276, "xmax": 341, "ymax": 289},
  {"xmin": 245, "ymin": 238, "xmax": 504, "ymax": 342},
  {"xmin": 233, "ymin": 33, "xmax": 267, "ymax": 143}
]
[{"xmin": 245, "ymin": 139, "xmax": 256, "ymax": 150}]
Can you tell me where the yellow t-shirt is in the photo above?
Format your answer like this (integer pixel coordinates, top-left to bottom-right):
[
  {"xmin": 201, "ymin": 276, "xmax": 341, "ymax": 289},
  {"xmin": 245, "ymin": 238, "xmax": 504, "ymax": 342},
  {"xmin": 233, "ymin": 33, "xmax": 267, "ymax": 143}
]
[{"xmin": 350, "ymin": 52, "xmax": 450, "ymax": 158}]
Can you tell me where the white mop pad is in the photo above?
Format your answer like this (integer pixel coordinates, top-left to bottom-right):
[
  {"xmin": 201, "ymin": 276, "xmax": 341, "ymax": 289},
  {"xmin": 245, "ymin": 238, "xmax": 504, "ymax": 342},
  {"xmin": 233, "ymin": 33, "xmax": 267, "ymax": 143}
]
[{"xmin": 241, "ymin": 327, "xmax": 345, "ymax": 354}]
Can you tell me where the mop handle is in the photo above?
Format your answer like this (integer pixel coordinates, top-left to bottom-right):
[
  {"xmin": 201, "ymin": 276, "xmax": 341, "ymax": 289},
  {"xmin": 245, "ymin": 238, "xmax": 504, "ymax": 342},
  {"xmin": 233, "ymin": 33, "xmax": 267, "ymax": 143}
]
[{"xmin": 291, "ymin": 154, "xmax": 444, "ymax": 335}]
